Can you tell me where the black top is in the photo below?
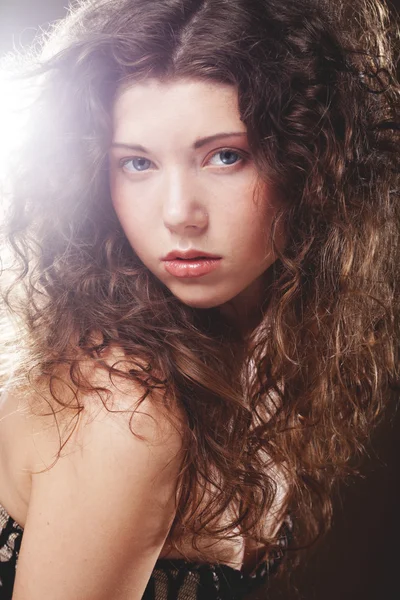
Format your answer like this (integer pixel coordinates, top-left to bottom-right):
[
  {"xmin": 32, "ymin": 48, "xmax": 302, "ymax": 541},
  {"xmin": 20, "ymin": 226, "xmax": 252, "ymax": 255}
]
[{"xmin": 0, "ymin": 502, "xmax": 292, "ymax": 600}]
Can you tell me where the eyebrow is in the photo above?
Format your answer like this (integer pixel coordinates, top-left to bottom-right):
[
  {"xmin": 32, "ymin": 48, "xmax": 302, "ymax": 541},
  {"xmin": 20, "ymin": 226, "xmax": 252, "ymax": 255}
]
[{"xmin": 111, "ymin": 132, "xmax": 247, "ymax": 153}]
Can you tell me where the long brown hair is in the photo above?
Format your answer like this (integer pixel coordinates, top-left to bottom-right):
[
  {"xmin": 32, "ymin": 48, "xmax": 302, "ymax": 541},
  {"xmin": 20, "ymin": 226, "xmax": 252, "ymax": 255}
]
[{"xmin": 1, "ymin": 0, "xmax": 399, "ymax": 566}]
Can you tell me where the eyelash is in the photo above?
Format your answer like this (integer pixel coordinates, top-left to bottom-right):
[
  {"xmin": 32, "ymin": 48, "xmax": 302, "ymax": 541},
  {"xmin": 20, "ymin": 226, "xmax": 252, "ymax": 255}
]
[{"xmin": 119, "ymin": 148, "xmax": 249, "ymax": 174}]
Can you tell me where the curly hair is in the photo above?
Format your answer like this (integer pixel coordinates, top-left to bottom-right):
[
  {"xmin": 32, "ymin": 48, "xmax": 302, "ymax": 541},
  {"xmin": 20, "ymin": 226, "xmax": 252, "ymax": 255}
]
[{"xmin": 1, "ymin": 0, "xmax": 399, "ymax": 569}]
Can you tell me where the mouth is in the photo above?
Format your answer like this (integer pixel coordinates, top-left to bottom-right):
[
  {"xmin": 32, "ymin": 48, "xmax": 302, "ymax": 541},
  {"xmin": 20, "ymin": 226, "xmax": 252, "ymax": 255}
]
[
  {"xmin": 162, "ymin": 250, "xmax": 222, "ymax": 261},
  {"xmin": 174, "ymin": 256, "xmax": 208, "ymax": 260},
  {"xmin": 162, "ymin": 256, "xmax": 222, "ymax": 278}
]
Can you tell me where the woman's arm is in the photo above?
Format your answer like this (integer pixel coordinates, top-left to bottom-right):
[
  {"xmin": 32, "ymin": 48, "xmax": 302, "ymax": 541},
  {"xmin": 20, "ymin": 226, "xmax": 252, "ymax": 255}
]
[{"xmin": 12, "ymin": 380, "xmax": 184, "ymax": 600}]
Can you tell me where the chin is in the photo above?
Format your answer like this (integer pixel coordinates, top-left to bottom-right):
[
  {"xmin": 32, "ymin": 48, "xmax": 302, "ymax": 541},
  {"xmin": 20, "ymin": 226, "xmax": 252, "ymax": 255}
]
[
  {"xmin": 178, "ymin": 297, "xmax": 222, "ymax": 310},
  {"xmin": 173, "ymin": 291, "xmax": 230, "ymax": 310}
]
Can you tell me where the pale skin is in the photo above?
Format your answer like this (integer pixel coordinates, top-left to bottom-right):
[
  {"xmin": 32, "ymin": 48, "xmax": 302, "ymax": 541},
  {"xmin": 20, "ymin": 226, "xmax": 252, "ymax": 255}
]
[
  {"xmin": 1, "ymin": 361, "xmax": 187, "ymax": 600},
  {"xmin": 109, "ymin": 77, "xmax": 285, "ymax": 337},
  {"xmin": 0, "ymin": 78, "xmax": 286, "ymax": 599}
]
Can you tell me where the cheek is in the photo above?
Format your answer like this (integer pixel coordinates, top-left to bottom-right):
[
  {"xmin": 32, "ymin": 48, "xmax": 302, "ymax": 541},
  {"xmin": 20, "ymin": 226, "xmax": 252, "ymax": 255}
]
[
  {"xmin": 110, "ymin": 179, "xmax": 149, "ymax": 237},
  {"xmin": 243, "ymin": 198, "xmax": 284, "ymax": 258}
]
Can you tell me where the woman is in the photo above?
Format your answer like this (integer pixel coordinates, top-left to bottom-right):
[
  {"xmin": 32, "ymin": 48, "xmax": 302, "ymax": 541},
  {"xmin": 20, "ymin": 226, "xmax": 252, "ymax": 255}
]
[{"xmin": 0, "ymin": 0, "xmax": 398, "ymax": 598}]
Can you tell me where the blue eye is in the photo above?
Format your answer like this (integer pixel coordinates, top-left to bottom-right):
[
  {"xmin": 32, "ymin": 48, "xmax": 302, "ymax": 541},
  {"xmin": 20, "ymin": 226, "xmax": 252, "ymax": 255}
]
[
  {"xmin": 119, "ymin": 149, "xmax": 246, "ymax": 174},
  {"xmin": 208, "ymin": 150, "xmax": 243, "ymax": 167},
  {"xmin": 121, "ymin": 157, "xmax": 153, "ymax": 172}
]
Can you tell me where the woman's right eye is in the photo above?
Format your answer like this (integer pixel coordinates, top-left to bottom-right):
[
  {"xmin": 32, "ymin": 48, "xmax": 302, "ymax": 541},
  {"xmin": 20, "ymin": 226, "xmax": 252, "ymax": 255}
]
[{"xmin": 120, "ymin": 157, "xmax": 153, "ymax": 173}]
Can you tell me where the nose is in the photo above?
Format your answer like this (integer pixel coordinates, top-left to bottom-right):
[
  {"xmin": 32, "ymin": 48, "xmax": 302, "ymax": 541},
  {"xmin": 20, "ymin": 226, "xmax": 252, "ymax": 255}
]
[{"xmin": 162, "ymin": 168, "xmax": 208, "ymax": 236}]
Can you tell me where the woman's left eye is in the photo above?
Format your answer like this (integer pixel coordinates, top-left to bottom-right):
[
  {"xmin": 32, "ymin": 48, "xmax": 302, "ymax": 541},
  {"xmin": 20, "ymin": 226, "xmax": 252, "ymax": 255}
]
[{"xmin": 208, "ymin": 149, "xmax": 244, "ymax": 167}]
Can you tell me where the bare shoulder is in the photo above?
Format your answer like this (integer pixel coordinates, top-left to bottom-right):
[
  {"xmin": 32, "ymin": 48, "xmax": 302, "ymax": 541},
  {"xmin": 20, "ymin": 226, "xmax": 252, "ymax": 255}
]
[
  {"xmin": 10, "ymin": 350, "xmax": 187, "ymax": 600},
  {"xmin": 14, "ymin": 346, "xmax": 186, "ymax": 474}
]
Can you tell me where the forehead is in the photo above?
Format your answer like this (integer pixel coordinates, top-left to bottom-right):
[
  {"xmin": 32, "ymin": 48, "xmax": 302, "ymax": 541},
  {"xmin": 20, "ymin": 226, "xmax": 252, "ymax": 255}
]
[{"xmin": 111, "ymin": 78, "xmax": 246, "ymax": 147}]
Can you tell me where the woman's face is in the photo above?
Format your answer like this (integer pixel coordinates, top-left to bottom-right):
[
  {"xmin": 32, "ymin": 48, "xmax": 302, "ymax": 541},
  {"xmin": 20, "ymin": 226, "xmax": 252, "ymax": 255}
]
[{"xmin": 109, "ymin": 78, "xmax": 284, "ymax": 314}]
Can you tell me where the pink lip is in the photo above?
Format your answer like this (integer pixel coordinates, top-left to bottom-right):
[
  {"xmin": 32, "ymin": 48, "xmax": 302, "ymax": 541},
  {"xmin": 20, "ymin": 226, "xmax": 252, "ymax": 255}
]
[
  {"xmin": 163, "ymin": 258, "xmax": 222, "ymax": 278},
  {"xmin": 162, "ymin": 249, "xmax": 221, "ymax": 261}
]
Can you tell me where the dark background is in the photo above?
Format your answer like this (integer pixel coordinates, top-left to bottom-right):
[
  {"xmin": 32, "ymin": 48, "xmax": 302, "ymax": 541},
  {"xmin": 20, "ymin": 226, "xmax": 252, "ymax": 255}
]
[{"xmin": 1, "ymin": 1, "xmax": 399, "ymax": 599}]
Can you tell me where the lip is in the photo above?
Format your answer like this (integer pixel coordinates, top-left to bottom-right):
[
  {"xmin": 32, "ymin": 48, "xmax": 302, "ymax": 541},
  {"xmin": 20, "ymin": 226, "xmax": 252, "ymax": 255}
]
[
  {"xmin": 162, "ymin": 257, "xmax": 222, "ymax": 278},
  {"xmin": 162, "ymin": 249, "xmax": 222, "ymax": 261}
]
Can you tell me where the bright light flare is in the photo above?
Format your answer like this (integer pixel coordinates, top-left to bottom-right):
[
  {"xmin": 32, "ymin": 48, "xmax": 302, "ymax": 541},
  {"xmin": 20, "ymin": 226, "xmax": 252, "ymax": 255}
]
[
  {"xmin": 0, "ymin": 68, "xmax": 34, "ymax": 218},
  {"xmin": 0, "ymin": 70, "xmax": 32, "ymax": 172}
]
